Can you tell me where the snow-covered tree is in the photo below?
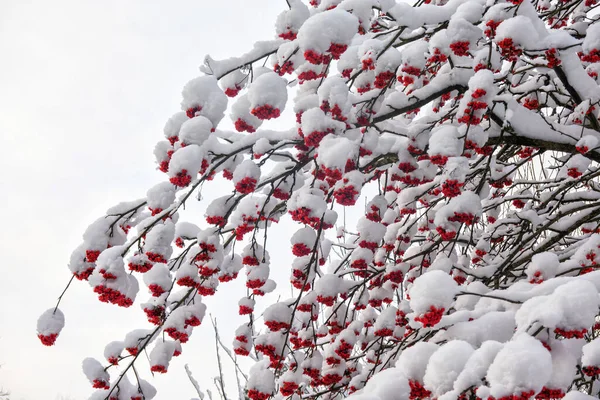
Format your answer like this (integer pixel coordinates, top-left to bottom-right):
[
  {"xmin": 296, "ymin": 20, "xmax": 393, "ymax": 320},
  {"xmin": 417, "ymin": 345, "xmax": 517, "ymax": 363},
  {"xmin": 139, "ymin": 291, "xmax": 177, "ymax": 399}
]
[{"xmin": 38, "ymin": 0, "xmax": 600, "ymax": 399}]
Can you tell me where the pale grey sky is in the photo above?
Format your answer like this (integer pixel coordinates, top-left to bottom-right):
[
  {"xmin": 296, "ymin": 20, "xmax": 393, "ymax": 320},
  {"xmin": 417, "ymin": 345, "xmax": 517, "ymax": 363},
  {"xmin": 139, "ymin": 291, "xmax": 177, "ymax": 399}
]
[{"xmin": 0, "ymin": 1, "xmax": 289, "ymax": 399}]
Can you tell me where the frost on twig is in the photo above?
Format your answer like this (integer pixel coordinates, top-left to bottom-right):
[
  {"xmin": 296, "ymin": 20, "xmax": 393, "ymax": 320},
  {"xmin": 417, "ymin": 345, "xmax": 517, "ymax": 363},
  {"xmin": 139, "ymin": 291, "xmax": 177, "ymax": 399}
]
[{"xmin": 185, "ymin": 364, "xmax": 205, "ymax": 400}]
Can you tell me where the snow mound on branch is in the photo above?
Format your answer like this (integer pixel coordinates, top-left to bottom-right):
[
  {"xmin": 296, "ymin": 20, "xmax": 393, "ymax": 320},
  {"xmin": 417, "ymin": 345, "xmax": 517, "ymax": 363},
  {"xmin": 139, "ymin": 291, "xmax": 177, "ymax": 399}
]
[
  {"xmin": 486, "ymin": 334, "xmax": 552, "ymax": 399},
  {"xmin": 247, "ymin": 72, "xmax": 288, "ymax": 118},
  {"xmin": 37, "ymin": 308, "xmax": 65, "ymax": 342},
  {"xmin": 526, "ymin": 252, "xmax": 560, "ymax": 283},
  {"xmin": 181, "ymin": 75, "xmax": 227, "ymax": 126},
  {"xmin": 515, "ymin": 280, "xmax": 599, "ymax": 333},
  {"xmin": 564, "ymin": 392, "xmax": 598, "ymax": 400},
  {"xmin": 146, "ymin": 182, "xmax": 176, "ymax": 211},
  {"xmin": 495, "ymin": 16, "xmax": 539, "ymax": 49},
  {"xmin": 424, "ymin": 340, "xmax": 474, "ymax": 397},
  {"xmin": 410, "ymin": 270, "xmax": 458, "ymax": 314},
  {"xmin": 546, "ymin": 340, "xmax": 577, "ymax": 393},
  {"xmin": 163, "ymin": 111, "xmax": 188, "ymax": 141},
  {"xmin": 396, "ymin": 342, "xmax": 439, "ymax": 380},
  {"xmin": 297, "ymin": 9, "xmax": 359, "ymax": 54},
  {"xmin": 275, "ymin": 0, "xmax": 310, "ymax": 38},
  {"xmin": 317, "ymin": 136, "xmax": 359, "ymax": 170},
  {"xmin": 428, "ymin": 125, "xmax": 461, "ymax": 157},
  {"xmin": 168, "ymin": 144, "xmax": 204, "ymax": 182},
  {"xmin": 248, "ymin": 359, "xmax": 276, "ymax": 398},
  {"xmin": 582, "ymin": 337, "xmax": 600, "ymax": 367},
  {"xmin": 179, "ymin": 116, "xmax": 213, "ymax": 146},
  {"xmin": 349, "ymin": 367, "xmax": 409, "ymax": 399},
  {"xmin": 583, "ymin": 22, "xmax": 600, "ymax": 55},
  {"xmin": 452, "ymin": 341, "xmax": 504, "ymax": 394},
  {"xmin": 441, "ymin": 311, "xmax": 516, "ymax": 346}
]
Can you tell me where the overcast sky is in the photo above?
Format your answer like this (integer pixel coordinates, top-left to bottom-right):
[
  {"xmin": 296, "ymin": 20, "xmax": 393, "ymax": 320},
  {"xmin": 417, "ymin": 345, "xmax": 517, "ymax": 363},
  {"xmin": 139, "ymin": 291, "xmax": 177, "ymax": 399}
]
[{"xmin": 0, "ymin": 1, "xmax": 290, "ymax": 399}]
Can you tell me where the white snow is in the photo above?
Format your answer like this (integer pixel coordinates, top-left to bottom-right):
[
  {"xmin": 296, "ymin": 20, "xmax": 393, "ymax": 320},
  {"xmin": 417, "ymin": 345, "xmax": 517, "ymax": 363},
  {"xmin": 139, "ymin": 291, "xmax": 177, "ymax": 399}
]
[
  {"xmin": 486, "ymin": 334, "xmax": 552, "ymax": 399},
  {"xmin": 410, "ymin": 270, "xmax": 458, "ymax": 314},
  {"xmin": 180, "ymin": 75, "xmax": 228, "ymax": 126},
  {"xmin": 297, "ymin": 9, "xmax": 359, "ymax": 54}
]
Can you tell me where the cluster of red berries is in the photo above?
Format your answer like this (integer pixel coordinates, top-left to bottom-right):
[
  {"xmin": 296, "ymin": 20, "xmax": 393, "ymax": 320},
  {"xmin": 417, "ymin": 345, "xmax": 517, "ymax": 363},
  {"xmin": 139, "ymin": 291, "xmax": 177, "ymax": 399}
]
[
  {"xmin": 279, "ymin": 30, "xmax": 297, "ymax": 41},
  {"xmin": 427, "ymin": 48, "xmax": 448, "ymax": 65},
  {"xmin": 143, "ymin": 304, "xmax": 164, "ymax": 325},
  {"xmin": 374, "ymin": 327, "xmax": 393, "ymax": 337},
  {"xmin": 158, "ymin": 151, "xmax": 173, "ymax": 173},
  {"xmin": 316, "ymin": 295, "xmax": 336, "ymax": 306},
  {"xmin": 234, "ymin": 210, "xmax": 262, "ymax": 240},
  {"xmin": 374, "ymin": 70, "xmax": 396, "ymax": 88},
  {"xmin": 251, "ymin": 104, "xmax": 281, "ymax": 120},
  {"xmin": 304, "ymin": 129, "xmax": 333, "ymax": 147},
  {"xmin": 298, "ymin": 69, "xmax": 327, "ymax": 83},
  {"xmin": 554, "ymin": 327, "xmax": 588, "ymax": 339},
  {"xmin": 38, "ymin": 333, "xmax": 59, "ymax": 346},
  {"xmin": 409, "ymin": 380, "xmax": 432, "ymax": 400},
  {"xmin": 485, "ymin": 20, "xmax": 501, "ymax": 37},
  {"xmin": 292, "ymin": 242, "xmax": 312, "ymax": 257},
  {"xmin": 567, "ymin": 168, "xmax": 583, "ymax": 178},
  {"xmin": 92, "ymin": 379, "xmax": 110, "ymax": 389},
  {"xmin": 580, "ymin": 49, "xmax": 600, "ymax": 63},
  {"xmin": 535, "ymin": 387, "xmax": 564, "ymax": 400},
  {"xmin": 529, "ymin": 270, "xmax": 544, "ymax": 284},
  {"xmin": 280, "ymin": 381, "xmax": 299, "ymax": 396},
  {"xmin": 361, "ymin": 57, "xmax": 375, "ymax": 71},
  {"xmin": 274, "ymin": 60, "xmax": 295, "ymax": 76},
  {"xmin": 356, "ymin": 83, "xmax": 372, "ymax": 94},
  {"xmin": 255, "ymin": 342, "xmax": 282, "ymax": 367},
  {"xmin": 224, "ymin": 85, "xmax": 242, "ymax": 97},
  {"xmin": 185, "ymin": 105, "xmax": 202, "ymax": 118},
  {"xmin": 441, "ymin": 179, "xmax": 463, "ymax": 198},
  {"xmin": 93, "ymin": 285, "xmax": 133, "ymax": 308},
  {"xmin": 304, "ymin": 49, "xmax": 329, "ymax": 65},
  {"xmin": 247, "ymin": 277, "xmax": 266, "ymax": 290},
  {"xmin": 384, "ymin": 269, "xmax": 404, "ymax": 285},
  {"xmin": 523, "ymin": 98, "xmax": 539, "ymax": 110},
  {"xmin": 164, "ymin": 327, "xmax": 189, "ymax": 343},
  {"xmin": 458, "ymin": 88, "xmax": 488, "ymax": 125},
  {"xmin": 74, "ymin": 266, "xmax": 95, "ymax": 281},
  {"xmin": 146, "ymin": 252, "xmax": 167, "ymax": 264},
  {"xmin": 320, "ymin": 101, "xmax": 348, "ymax": 122},
  {"xmin": 320, "ymin": 372, "xmax": 343, "ymax": 386},
  {"xmin": 235, "ymin": 176, "xmax": 257, "ymax": 194},
  {"xmin": 328, "ymin": 43, "xmax": 348, "ymax": 59},
  {"xmin": 233, "ymin": 335, "xmax": 250, "ymax": 356},
  {"xmin": 415, "ymin": 305, "xmax": 445, "ymax": 327},
  {"xmin": 239, "ymin": 303, "xmax": 254, "ymax": 315},
  {"xmin": 448, "ymin": 212, "xmax": 477, "ymax": 225},
  {"xmin": 512, "ymin": 199, "xmax": 525, "ymax": 209},
  {"xmin": 518, "ymin": 147, "xmax": 536, "ymax": 158},
  {"xmin": 430, "ymin": 154, "xmax": 449, "ymax": 166},
  {"xmin": 170, "ymin": 169, "xmax": 192, "ymax": 187},
  {"xmin": 334, "ymin": 183, "xmax": 359, "ymax": 206},
  {"xmin": 334, "ymin": 339, "xmax": 354, "ymax": 359},
  {"xmin": 290, "ymin": 335, "xmax": 315, "ymax": 349},
  {"xmin": 497, "ymin": 38, "xmax": 522, "ymax": 62},
  {"xmin": 365, "ymin": 205, "xmax": 383, "ymax": 222},
  {"xmin": 264, "ymin": 319, "xmax": 291, "ymax": 332},
  {"xmin": 583, "ymin": 365, "xmax": 600, "ymax": 377},
  {"xmin": 234, "ymin": 118, "xmax": 256, "ymax": 133},
  {"xmin": 450, "ymin": 41, "xmax": 470, "ymax": 56},
  {"xmin": 545, "ymin": 48, "xmax": 561, "ymax": 68},
  {"xmin": 291, "ymin": 266, "xmax": 310, "ymax": 290},
  {"xmin": 86, "ymin": 249, "xmax": 101, "ymax": 263},
  {"xmin": 491, "ymin": 390, "xmax": 536, "ymax": 400}
]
